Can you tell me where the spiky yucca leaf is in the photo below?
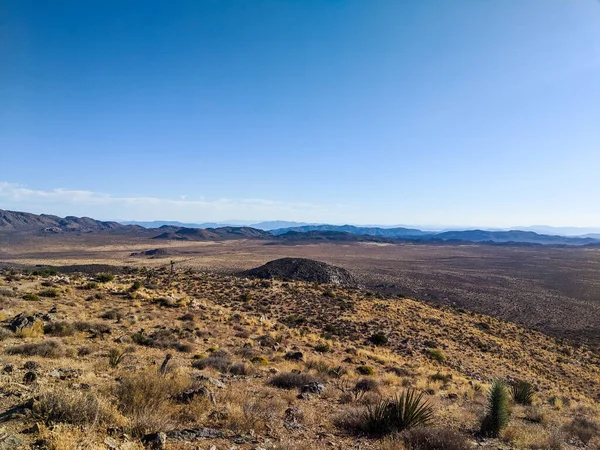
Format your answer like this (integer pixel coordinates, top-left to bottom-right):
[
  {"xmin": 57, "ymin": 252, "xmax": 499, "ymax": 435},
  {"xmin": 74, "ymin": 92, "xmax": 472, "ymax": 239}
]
[
  {"xmin": 480, "ymin": 379, "xmax": 510, "ymax": 437},
  {"xmin": 364, "ymin": 389, "xmax": 434, "ymax": 435},
  {"xmin": 511, "ymin": 380, "xmax": 535, "ymax": 405}
]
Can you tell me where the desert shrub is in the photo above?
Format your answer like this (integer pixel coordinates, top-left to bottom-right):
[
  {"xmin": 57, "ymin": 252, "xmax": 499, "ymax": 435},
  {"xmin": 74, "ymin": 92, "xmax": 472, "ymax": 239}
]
[
  {"xmin": 268, "ymin": 372, "xmax": 321, "ymax": 390},
  {"xmin": 355, "ymin": 378, "xmax": 379, "ymax": 394},
  {"xmin": 362, "ymin": 389, "xmax": 434, "ymax": 436},
  {"xmin": 108, "ymin": 347, "xmax": 133, "ymax": 367},
  {"xmin": 130, "ymin": 280, "xmax": 142, "ymax": 291},
  {"xmin": 191, "ymin": 352, "xmax": 232, "ymax": 372},
  {"xmin": 425, "ymin": 348, "xmax": 445, "ymax": 362},
  {"xmin": 369, "ymin": 332, "xmax": 389, "ymax": 346},
  {"xmin": 333, "ymin": 406, "xmax": 367, "ymax": 434},
  {"xmin": 0, "ymin": 328, "xmax": 12, "ymax": 341},
  {"xmin": 429, "ymin": 372, "xmax": 453, "ymax": 384},
  {"xmin": 179, "ymin": 313, "xmax": 195, "ymax": 322},
  {"xmin": 229, "ymin": 362, "xmax": 254, "ymax": 376},
  {"xmin": 43, "ymin": 321, "xmax": 75, "ymax": 337},
  {"xmin": 480, "ymin": 379, "xmax": 510, "ymax": 438},
  {"xmin": 402, "ymin": 427, "xmax": 471, "ymax": 450},
  {"xmin": 6, "ymin": 340, "xmax": 66, "ymax": 358},
  {"xmin": 101, "ymin": 309, "xmax": 124, "ymax": 321},
  {"xmin": 96, "ymin": 273, "xmax": 114, "ymax": 283},
  {"xmin": 250, "ymin": 356, "xmax": 269, "ymax": 365},
  {"xmin": 22, "ymin": 293, "xmax": 40, "ymax": 301},
  {"xmin": 314, "ymin": 342, "xmax": 331, "ymax": 353},
  {"xmin": 33, "ymin": 389, "xmax": 102, "ymax": 426},
  {"xmin": 115, "ymin": 370, "xmax": 187, "ymax": 437},
  {"xmin": 357, "ymin": 365, "xmax": 375, "ymax": 376},
  {"xmin": 563, "ymin": 417, "xmax": 599, "ymax": 445},
  {"xmin": 39, "ymin": 288, "xmax": 59, "ymax": 298},
  {"xmin": 511, "ymin": 380, "xmax": 535, "ymax": 405},
  {"xmin": 15, "ymin": 319, "xmax": 45, "ymax": 338},
  {"xmin": 82, "ymin": 281, "xmax": 99, "ymax": 290}
]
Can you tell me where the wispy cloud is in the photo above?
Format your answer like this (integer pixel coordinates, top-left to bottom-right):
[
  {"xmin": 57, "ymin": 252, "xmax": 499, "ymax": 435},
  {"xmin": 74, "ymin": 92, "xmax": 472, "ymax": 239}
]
[{"xmin": 0, "ymin": 181, "xmax": 343, "ymax": 221}]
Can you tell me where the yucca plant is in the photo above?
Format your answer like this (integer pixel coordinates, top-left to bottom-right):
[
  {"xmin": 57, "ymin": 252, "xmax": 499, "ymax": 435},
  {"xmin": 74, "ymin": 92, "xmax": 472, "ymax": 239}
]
[
  {"xmin": 364, "ymin": 389, "xmax": 433, "ymax": 435},
  {"xmin": 511, "ymin": 380, "xmax": 535, "ymax": 405},
  {"xmin": 480, "ymin": 379, "xmax": 510, "ymax": 437}
]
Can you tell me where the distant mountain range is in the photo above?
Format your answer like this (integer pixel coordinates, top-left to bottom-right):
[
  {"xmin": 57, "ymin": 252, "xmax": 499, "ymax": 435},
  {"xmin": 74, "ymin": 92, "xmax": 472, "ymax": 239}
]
[
  {"xmin": 120, "ymin": 220, "xmax": 312, "ymax": 230},
  {"xmin": 1, "ymin": 209, "xmax": 599, "ymax": 246}
]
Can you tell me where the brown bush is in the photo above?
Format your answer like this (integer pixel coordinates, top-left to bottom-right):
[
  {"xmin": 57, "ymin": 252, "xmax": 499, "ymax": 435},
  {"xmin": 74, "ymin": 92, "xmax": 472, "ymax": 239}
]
[
  {"xmin": 115, "ymin": 370, "xmax": 188, "ymax": 437},
  {"xmin": 6, "ymin": 340, "xmax": 66, "ymax": 358},
  {"xmin": 33, "ymin": 390, "xmax": 103, "ymax": 426},
  {"xmin": 268, "ymin": 372, "xmax": 321, "ymax": 390}
]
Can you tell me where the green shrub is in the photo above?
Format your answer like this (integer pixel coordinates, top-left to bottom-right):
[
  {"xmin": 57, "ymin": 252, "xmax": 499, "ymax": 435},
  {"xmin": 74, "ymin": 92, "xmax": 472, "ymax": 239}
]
[
  {"xmin": 39, "ymin": 288, "xmax": 59, "ymax": 298},
  {"xmin": 22, "ymin": 293, "xmax": 40, "ymax": 301},
  {"xmin": 130, "ymin": 280, "xmax": 142, "ymax": 291},
  {"xmin": 314, "ymin": 342, "xmax": 331, "ymax": 353},
  {"xmin": 96, "ymin": 273, "xmax": 114, "ymax": 283},
  {"xmin": 356, "ymin": 365, "xmax": 375, "ymax": 376},
  {"xmin": 480, "ymin": 379, "xmax": 510, "ymax": 437},
  {"xmin": 511, "ymin": 380, "xmax": 535, "ymax": 405},
  {"xmin": 363, "ymin": 389, "xmax": 434, "ymax": 436}
]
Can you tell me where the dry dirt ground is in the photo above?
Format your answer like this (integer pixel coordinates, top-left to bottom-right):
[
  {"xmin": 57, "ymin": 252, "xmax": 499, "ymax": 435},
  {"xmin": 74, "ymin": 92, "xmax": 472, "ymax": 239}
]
[
  {"xmin": 1, "ymin": 233, "xmax": 599, "ymax": 347},
  {"xmin": 0, "ymin": 266, "xmax": 598, "ymax": 449}
]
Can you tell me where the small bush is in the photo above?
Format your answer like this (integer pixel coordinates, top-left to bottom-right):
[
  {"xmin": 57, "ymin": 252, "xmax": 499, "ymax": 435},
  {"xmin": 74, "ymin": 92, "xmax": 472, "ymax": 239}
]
[
  {"xmin": 116, "ymin": 370, "xmax": 187, "ymax": 437},
  {"xmin": 130, "ymin": 280, "xmax": 142, "ymax": 291},
  {"xmin": 480, "ymin": 379, "xmax": 510, "ymax": 438},
  {"xmin": 229, "ymin": 362, "xmax": 254, "ymax": 376},
  {"xmin": 191, "ymin": 353, "xmax": 232, "ymax": 372},
  {"xmin": 511, "ymin": 380, "xmax": 535, "ymax": 405},
  {"xmin": 7, "ymin": 340, "xmax": 66, "ymax": 358},
  {"xmin": 96, "ymin": 273, "xmax": 114, "ymax": 283},
  {"xmin": 108, "ymin": 347, "xmax": 133, "ymax": 367},
  {"xmin": 354, "ymin": 378, "xmax": 379, "ymax": 393},
  {"xmin": 314, "ymin": 342, "xmax": 331, "ymax": 353},
  {"xmin": 22, "ymin": 293, "xmax": 40, "ymax": 301},
  {"xmin": 101, "ymin": 309, "xmax": 124, "ymax": 321},
  {"xmin": 362, "ymin": 389, "xmax": 434, "ymax": 436},
  {"xmin": 402, "ymin": 427, "xmax": 471, "ymax": 450},
  {"xmin": 429, "ymin": 372, "xmax": 453, "ymax": 384},
  {"xmin": 357, "ymin": 365, "xmax": 375, "ymax": 376},
  {"xmin": 369, "ymin": 332, "xmax": 389, "ymax": 346},
  {"xmin": 0, "ymin": 327, "xmax": 13, "ymax": 341},
  {"xmin": 426, "ymin": 348, "xmax": 446, "ymax": 362},
  {"xmin": 39, "ymin": 288, "xmax": 59, "ymax": 298},
  {"xmin": 563, "ymin": 417, "xmax": 599, "ymax": 445},
  {"xmin": 268, "ymin": 372, "xmax": 321, "ymax": 390},
  {"xmin": 250, "ymin": 356, "xmax": 269, "ymax": 365},
  {"xmin": 43, "ymin": 321, "xmax": 76, "ymax": 337},
  {"xmin": 33, "ymin": 390, "xmax": 102, "ymax": 426}
]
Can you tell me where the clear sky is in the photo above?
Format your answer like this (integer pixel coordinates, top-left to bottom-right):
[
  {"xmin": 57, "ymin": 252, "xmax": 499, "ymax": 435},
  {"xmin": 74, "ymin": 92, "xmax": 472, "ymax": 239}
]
[{"xmin": 1, "ymin": 0, "xmax": 599, "ymax": 227}]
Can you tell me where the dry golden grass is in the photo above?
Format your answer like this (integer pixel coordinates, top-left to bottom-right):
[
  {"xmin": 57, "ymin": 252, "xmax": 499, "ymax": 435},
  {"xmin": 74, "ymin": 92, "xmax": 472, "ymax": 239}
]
[{"xmin": 0, "ymin": 265, "xmax": 597, "ymax": 449}]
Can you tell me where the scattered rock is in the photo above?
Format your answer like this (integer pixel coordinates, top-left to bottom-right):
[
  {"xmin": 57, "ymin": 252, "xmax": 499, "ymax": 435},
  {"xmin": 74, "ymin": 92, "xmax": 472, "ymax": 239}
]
[
  {"xmin": 141, "ymin": 432, "xmax": 167, "ymax": 449},
  {"xmin": 166, "ymin": 427, "xmax": 223, "ymax": 440},
  {"xmin": 301, "ymin": 382, "xmax": 325, "ymax": 394}
]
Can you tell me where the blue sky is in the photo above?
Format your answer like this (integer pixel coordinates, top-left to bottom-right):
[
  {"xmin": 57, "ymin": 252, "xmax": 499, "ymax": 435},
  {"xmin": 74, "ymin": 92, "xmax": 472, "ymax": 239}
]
[{"xmin": 1, "ymin": 0, "xmax": 599, "ymax": 227}]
